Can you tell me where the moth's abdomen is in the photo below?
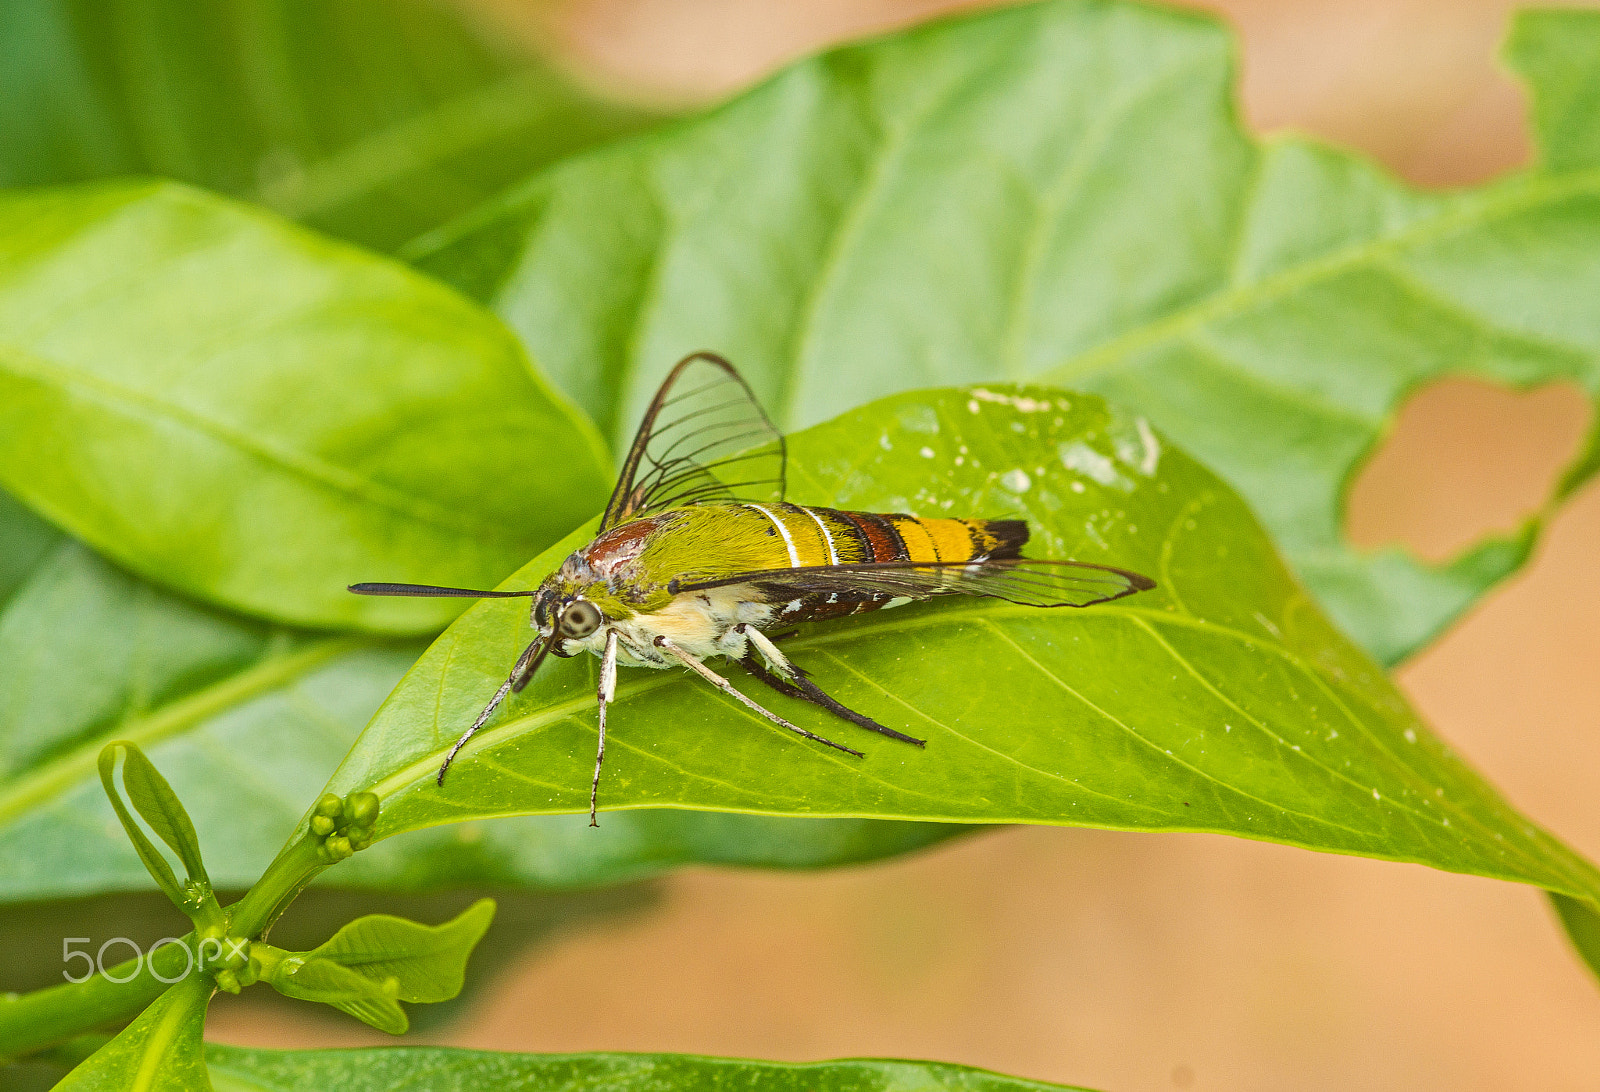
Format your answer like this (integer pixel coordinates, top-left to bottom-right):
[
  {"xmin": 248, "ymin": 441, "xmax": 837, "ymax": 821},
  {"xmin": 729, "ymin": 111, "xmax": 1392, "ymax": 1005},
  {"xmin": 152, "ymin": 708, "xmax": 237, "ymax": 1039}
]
[
  {"xmin": 739, "ymin": 503, "xmax": 1026, "ymax": 567},
  {"xmin": 830, "ymin": 510, "xmax": 1025, "ymax": 565},
  {"xmin": 741, "ymin": 505, "xmax": 1028, "ymax": 621}
]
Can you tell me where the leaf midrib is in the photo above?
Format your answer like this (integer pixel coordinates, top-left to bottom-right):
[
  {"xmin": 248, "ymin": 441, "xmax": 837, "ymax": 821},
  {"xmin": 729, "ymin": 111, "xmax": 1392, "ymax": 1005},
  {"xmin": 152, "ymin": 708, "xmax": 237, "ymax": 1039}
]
[
  {"xmin": 0, "ymin": 636, "xmax": 366, "ymax": 825},
  {"xmin": 1044, "ymin": 163, "xmax": 1600, "ymax": 383},
  {"xmin": 0, "ymin": 341, "xmax": 531, "ymax": 547},
  {"xmin": 255, "ymin": 70, "xmax": 584, "ymax": 221},
  {"xmin": 131, "ymin": 982, "xmax": 200, "ymax": 1092}
]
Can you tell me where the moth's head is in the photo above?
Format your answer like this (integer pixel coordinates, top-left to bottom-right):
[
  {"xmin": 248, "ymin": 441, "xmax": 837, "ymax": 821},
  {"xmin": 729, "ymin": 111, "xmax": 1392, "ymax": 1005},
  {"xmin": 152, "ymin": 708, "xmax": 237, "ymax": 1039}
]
[{"xmin": 532, "ymin": 565, "xmax": 614, "ymax": 657}]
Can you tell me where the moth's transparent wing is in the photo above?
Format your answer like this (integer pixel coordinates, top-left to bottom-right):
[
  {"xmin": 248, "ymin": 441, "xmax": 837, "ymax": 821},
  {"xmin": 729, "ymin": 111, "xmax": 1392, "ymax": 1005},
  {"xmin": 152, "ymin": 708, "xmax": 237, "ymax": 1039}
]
[
  {"xmin": 600, "ymin": 352, "xmax": 785, "ymax": 532},
  {"xmin": 674, "ymin": 558, "xmax": 1155, "ymax": 608}
]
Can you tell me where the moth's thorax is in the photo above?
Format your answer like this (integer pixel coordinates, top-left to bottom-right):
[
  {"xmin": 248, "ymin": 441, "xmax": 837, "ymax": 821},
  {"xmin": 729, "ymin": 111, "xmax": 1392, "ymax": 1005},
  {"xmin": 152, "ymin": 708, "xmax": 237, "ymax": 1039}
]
[{"xmin": 581, "ymin": 516, "xmax": 664, "ymax": 575}]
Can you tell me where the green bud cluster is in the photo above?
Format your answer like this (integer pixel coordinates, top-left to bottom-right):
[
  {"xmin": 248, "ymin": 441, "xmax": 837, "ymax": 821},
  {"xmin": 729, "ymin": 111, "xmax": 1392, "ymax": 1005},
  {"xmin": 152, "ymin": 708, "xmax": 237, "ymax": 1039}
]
[
  {"xmin": 193, "ymin": 924, "xmax": 258, "ymax": 995},
  {"xmin": 212, "ymin": 957, "xmax": 260, "ymax": 996},
  {"xmin": 309, "ymin": 791, "xmax": 380, "ymax": 862}
]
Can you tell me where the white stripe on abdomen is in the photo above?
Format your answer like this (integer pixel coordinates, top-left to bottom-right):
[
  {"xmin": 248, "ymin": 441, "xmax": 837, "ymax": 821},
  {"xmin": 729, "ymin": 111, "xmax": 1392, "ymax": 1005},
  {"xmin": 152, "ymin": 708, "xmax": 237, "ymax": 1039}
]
[{"xmin": 744, "ymin": 503, "xmax": 800, "ymax": 567}]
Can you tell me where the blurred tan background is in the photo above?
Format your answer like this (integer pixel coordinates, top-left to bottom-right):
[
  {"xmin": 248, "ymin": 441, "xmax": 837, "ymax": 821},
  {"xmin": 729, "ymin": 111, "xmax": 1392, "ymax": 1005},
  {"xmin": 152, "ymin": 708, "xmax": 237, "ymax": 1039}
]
[{"xmin": 207, "ymin": 1, "xmax": 1600, "ymax": 1088}]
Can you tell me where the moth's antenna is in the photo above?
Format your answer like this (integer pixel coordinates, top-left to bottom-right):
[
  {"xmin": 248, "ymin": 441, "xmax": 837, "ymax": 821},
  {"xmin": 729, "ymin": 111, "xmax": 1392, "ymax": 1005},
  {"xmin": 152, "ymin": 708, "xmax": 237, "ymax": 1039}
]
[{"xmin": 349, "ymin": 583, "xmax": 537, "ymax": 598}]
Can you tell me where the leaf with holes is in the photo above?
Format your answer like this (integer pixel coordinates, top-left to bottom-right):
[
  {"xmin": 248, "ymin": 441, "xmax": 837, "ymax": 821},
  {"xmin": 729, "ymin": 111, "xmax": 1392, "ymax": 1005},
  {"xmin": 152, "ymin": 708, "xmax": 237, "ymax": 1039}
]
[
  {"xmin": 203, "ymin": 1046, "xmax": 1098, "ymax": 1092},
  {"xmin": 413, "ymin": 0, "xmax": 1600, "ymax": 668},
  {"xmin": 320, "ymin": 387, "xmax": 1600, "ymax": 913},
  {"xmin": 0, "ymin": 490, "xmax": 960, "ymax": 903},
  {"xmin": 0, "ymin": 0, "xmax": 671, "ymax": 252}
]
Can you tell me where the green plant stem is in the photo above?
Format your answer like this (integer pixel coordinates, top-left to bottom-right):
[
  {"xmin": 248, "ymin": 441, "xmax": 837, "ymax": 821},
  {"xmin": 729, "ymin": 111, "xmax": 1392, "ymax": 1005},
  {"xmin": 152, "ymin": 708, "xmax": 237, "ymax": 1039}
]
[
  {"xmin": 0, "ymin": 836, "xmax": 328, "ymax": 1059},
  {"xmin": 227, "ymin": 836, "xmax": 329, "ymax": 940},
  {"xmin": 0, "ymin": 942, "xmax": 186, "ymax": 1059}
]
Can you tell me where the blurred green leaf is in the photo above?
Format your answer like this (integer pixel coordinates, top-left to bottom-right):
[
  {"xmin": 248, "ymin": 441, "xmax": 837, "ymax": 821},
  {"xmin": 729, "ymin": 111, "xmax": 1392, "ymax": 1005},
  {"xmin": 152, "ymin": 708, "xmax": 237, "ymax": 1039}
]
[
  {"xmin": 0, "ymin": 180, "xmax": 612, "ymax": 633},
  {"xmin": 0, "ymin": 0, "xmax": 672, "ymax": 251},
  {"xmin": 261, "ymin": 898, "xmax": 494, "ymax": 1032},
  {"xmin": 1550, "ymin": 893, "xmax": 1600, "ymax": 986},
  {"xmin": 323, "ymin": 386, "xmax": 1600, "ymax": 907},
  {"xmin": 0, "ymin": 496, "xmax": 960, "ymax": 902},
  {"xmin": 55, "ymin": 975, "xmax": 212, "ymax": 1092},
  {"xmin": 205, "ymin": 1046, "xmax": 1097, "ymax": 1092},
  {"xmin": 0, "ymin": 1033, "xmax": 108, "ymax": 1092},
  {"xmin": 413, "ymin": 0, "xmax": 1600, "ymax": 667},
  {"xmin": 0, "ymin": 495, "xmax": 415, "ymax": 901}
]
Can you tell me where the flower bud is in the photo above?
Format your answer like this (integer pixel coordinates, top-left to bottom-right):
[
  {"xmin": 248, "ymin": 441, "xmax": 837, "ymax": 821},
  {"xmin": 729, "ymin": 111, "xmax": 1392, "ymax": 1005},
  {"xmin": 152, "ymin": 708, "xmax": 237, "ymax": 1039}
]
[{"xmin": 347, "ymin": 792, "xmax": 379, "ymax": 828}]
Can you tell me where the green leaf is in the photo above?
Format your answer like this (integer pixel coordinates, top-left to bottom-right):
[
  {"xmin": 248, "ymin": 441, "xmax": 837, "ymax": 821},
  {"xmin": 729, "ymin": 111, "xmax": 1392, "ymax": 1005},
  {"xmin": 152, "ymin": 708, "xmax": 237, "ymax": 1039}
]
[
  {"xmin": 106, "ymin": 744, "xmax": 209, "ymax": 889},
  {"xmin": 1508, "ymin": 9, "xmax": 1600, "ymax": 173},
  {"xmin": 412, "ymin": 0, "xmax": 1600, "ymax": 666},
  {"xmin": 335, "ymin": 809, "xmax": 965, "ymax": 892},
  {"xmin": 0, "ymin": 180, "xmax": 612, "ymax": 633},
  {"xmin": 56, "ymin": 975, "xmax": 212, "ymax": 1092},
  {"xmin": 324, "ymin": 386, "xmax": 1600, "ymax": 906},
  {"xmin": 0, "ymin": 489, "xmax": 60, "ymax": 602},
  {"xmin": 1550, "ymin": 893, "xmax": 1600, "ymax": 986},
  {"xmin": 96, "ymin": 741, "xmax": 214, "ymax": 917},
  {"xmin": 264, "ymin": 954, "xmax": 408, "ymax": 1035},
  {"xmin": 205, "ymin": 1045, "xmax": 1096, "ymax": 1092},
  {"xmin": 260, "ymin": 899, "xmax": 494, "ymax": 1033},
  {"xmin": 0, "ymin": 493, "xmax": 420, "ymax": 901},
  {"xmin": 322, "ymin": 898, "xmax": 491, "ymax": 1000},
  {"xmin": 0, "ymin": 0, "xmax": 672, "ymax": 251},
  {"xmin": 0, "ymin": 499, "xmax": 959, "ymax": 901},
  {"xmin": 306, "ymin": 897, "xmax": 494, "ymax": 1004}
]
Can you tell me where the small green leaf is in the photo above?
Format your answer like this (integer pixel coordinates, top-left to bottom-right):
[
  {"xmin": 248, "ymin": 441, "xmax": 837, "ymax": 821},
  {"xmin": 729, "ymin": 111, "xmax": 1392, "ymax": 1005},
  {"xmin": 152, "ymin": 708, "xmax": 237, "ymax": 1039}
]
[
  {"xmin": 56, "ymin": 974, "xmax": 212, "ymax": 1092},
  {"xmin": 0, "ymin": 180, "xmax": 612, "ymax": 633},
  {"xmin": 263, "ymin": 955, "xmax": 407, "ymax": 1035},
  {"xmin": 0, "ymin": 0, "xmax": 674, "ymax": 251},
  {"xmin": 108, "ymin": 743, "xmax": 211, "ymax": 892},
  {"xmin": 413, "ymin": 0, "xmax": 1600, "ymax": 667},
  {"xmin": 324, "ymin": 387, "xmax": 1600, "ymax": 907},
  {"xmin": 204, "ymin": 1045, "xmax": 1095, "ymax": 1092},
  {"xmin": 306, "ymin": 897, "xmax": 494, "ymax": 1003},
  {"xmin": 96, "ymin": 743, "xmax": 197, "ymax": 915},
  {"xmin": 259, "ymin": 899, "xmax": 495, "ymax": 1033}
]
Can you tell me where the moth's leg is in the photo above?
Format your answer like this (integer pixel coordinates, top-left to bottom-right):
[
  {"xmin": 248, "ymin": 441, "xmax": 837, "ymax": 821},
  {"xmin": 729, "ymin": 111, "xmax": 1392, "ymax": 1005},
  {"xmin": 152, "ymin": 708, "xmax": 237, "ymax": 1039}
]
[
  {"xmin": 511, "ymin": 636, "xmax": 550, "ymax": 692},
  {"xmin": 438, "ymin": 635, "xmax": 545, "ymax": 784},
  {"xmin": 738, "ymin": 653, "xmax": 807, "ymax": 700},
  {"xmin": 652, "ymin": 635, "xmax": 864, "ymax": 758},
  {"xmin": 737, "ymin": 624, "xmax": 926, "ymax": 748},
  {"xmin": 589, "ymin": 629, "xmax": 619, "ymax": 827}
]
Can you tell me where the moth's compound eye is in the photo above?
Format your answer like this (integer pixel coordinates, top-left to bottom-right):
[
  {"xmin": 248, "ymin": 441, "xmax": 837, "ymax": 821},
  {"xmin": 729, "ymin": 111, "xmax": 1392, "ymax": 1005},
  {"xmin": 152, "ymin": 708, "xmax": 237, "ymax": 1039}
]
[{"xmin": 560, "ymin": 600, "xmax": 602, "ymax": 638}]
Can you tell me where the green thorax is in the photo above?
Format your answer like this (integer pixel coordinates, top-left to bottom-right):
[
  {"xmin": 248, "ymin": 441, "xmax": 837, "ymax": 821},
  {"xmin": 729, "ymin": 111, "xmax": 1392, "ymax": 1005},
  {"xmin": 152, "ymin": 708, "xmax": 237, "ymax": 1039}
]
[{"xmin": 561, "ymin": 505, "xmax": 791, "ymax": 617}]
